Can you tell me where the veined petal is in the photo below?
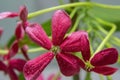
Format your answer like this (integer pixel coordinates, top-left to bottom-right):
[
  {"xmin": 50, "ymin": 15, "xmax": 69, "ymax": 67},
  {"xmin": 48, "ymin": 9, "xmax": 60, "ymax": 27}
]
[
  {"xmin": 56, "ymin": 53, "xmax": 80, "ymax": 76},
  {"xmin": 52, "ymin": 10, "xmax": 71, "ymax": 45},
  {"xmin": 90, "ymin": 48, "xmax": 118, "ymax": 66},
  {"xmin": 23, "ymin": 52, "xmax": 54, "ymax": 80},
  {"xmin": 15, "ymin": 22, "xmax": 25, "ymax": 40},
  {"xmin": 8, "ymin": 67, "xmax": 19, "ymax": 80},
  {"xmin": 19, "ymin": 5, "xmax": 28, "ymax": 22},
  {"xmin": 26, "ymin": 23, "xmax": 52, "ymax": 50},
  {"xmin": 0, "ymin": 60, "xmax": 7, "ymax": 72},
  {"xmin": 60, "ymin": 31, "xmax": 90, "ymax": 61},
  {"xmin": 9, "ymin": 59, "xmax": 26, "ymax": 72},
  {"xmin": 4, "ymin": 40, "xmax": 19, "ymax": 60},
  {"xmin": 92, "ymin": 66, "xmax": 118, "ymax": 75},
  {"xmin": 0, "ymin": 12, "xmax": 18, "ymax": 20}
]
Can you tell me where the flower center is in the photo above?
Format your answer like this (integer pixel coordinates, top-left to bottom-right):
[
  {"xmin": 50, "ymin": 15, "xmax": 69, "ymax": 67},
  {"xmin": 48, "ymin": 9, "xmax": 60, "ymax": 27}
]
[
  {"xmin": 85, "ymin": 61, "xmax": 95, "ymax": 71},
  {"xmin": 51, "ymin": 46, "xmax": 60, "ymax": 54}
]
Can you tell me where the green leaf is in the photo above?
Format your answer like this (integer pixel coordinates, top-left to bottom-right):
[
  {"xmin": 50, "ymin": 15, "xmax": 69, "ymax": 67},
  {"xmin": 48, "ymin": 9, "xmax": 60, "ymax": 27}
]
[
  {"xmin": 89, "ymin": 6, "xmax": 120, "ymax": 31},
  {"xmin": 90, "ymin": 6, "xmax": 120, "ymax": 22},
  {"xmin": 6, "ymin": 35, "xmax": 16, "ymax": 48},
  {"xmin": 19, "ymin": 73, "xmax": 25, "ymax": 80},
  {"xmin": 41, "ymin": 19, "xmax": 51, "ymax": 36}
]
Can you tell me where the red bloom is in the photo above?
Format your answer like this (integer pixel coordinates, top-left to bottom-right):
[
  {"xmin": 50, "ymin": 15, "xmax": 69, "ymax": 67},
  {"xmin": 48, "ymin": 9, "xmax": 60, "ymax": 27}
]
[
  {"xmin": 0, "ymin": 58, "xmax": 26, "ymax": 80},
  {"xmin": 24, "ymin": 10, "xmax": 87, "ymax": 80},
  {"xmin": 76, "ymin": 34, "xmax": 118, "ymax": 75},
  {"xmin": 0, "ymin": 38, "xmax": 26, "ymax": 80}
]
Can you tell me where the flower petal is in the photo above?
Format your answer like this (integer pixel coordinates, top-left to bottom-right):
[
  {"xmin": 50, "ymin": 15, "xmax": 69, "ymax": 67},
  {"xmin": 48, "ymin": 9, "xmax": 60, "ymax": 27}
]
[
  {"xmin": 15, "ymin": 22, "xmax": 25, "ymax": 40},
  {"xmin": 90, "ymin": 48, "xmax": 118, "ymax": 66},
  {"xmin": 19, "ymin": 5, "xmax": 28, "ymax": 22},
  {"xmin": 92, "ymin": 66, "xmax": 118, "ymax": 75},
  {"xmin": 56, "ymin": 53, "xmax": 80, "ymax": 76},
  {"xmin": 8, "ymin": 67, "xmax": 19, "ymax": 80},
  {"xmin": 23, "ymin": 52, "xmax": 54, "ymax": 80},
  {"xmin": 4, "ymin": 40, "xmax": 19, "ymax": 60},
  {"xmin": 52, "ymin": 10, "xmax": 71, "ymax": 45},
  {"xmin": 60, "ymin": 31, "xmax": 90, "ymax": 61},
  {"xmin": 26, "ymin": 23, "xmax": 52, "ymax": 50},
  {"xmin": 0, "ymin": 12, "xmax": 18, "ymax": 20},
  {"xmin": 36, "ymin": 74, "xmax": 44, "ymax": 80},
  {"xmin": 0, "ymin": 60, "xmax": 7, "ymax": 73},
  {"xmin": 9, "ymin": 58, "xmax": 26, "ymax": 72},
  {"xmin": 21, "ymin": 45, "xmax": 30, "ymax": 60}
]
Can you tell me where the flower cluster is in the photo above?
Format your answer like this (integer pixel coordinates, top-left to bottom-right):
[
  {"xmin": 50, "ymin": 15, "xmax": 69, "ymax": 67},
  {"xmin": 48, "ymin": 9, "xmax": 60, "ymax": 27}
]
[
  {"xmin": 0, "ymin": 5, "xmax": 119, "ymax": 80},
  {"xmin": 23, "ymin": 10, "xmax": 118, "ymax": 80}
]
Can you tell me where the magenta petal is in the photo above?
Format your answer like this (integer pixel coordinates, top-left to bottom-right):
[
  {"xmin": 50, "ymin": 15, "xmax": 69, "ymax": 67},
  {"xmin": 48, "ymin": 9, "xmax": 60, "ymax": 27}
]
[
  {"xmin": 21, "ymin": 45, "xmax": 30, "ymax": 60},
  {"xmin": 26, "ymin": 23, "xmax": 52, "ymax": 50},
  {"xmin": 52, "ymin": 10, "xmax": 71, "ymax": 45},
  {"xmin": 19, "ymin": 5, "xmax": 28, "ymax": 22},
  {"xmin": 4, "ymin": 40, "xmax": 19, "ymax": 60},
  {"xmin": 0, "ymin": 28, "xmax": 3, "ymax": 37},
  {"xmin": 0, "ymin": 60, "xmax": 7, "ymax": 72},
  {"xmin": 56, "ymin": 53, "xmax": 80, "ymax": 76},
  {"xmin": 60, "ymin": 31, "xmax": 90, "ymax": 61},
  {"xmin": 15, "ymin": 22, "xmax": 25, "ymax": 40},
  {"xmin": 9, "ymin": 59, "xmax": 26, "ymax": 72},
  {"xmin": 90, "ymin": 48, "xmax": 118, "ymax": 66},
  {"xmin": 92, "ymin": 66, "xmax": 118, "ymax": 75},
  {"xmin": 36, "ymin": 74, "xmax": 44, "ymax": 80},
  {"xmin": 8, "ymin": 67, "xmax": 19, "ymax": 80},
  {"xmin": 0, "ymin": 12, "xmax": 18, "ymax": 20},
  {"xmin": 23, "ymin": 52, "xmax": 54, "ymax": 80}
]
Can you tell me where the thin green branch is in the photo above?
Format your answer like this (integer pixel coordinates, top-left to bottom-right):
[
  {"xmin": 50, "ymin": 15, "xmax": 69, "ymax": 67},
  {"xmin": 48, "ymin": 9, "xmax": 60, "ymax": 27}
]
[
  {"xmin": 69, "ymin": 13, "xmax": 85, "ymax": 33},
  {"xmin": 70, "ymin": 7, "xmax": 79, "ymax": 19},
  {"xmin": 28, "ymin": 2, "xmax": 120, "ymax": 19},
  {"xmin": 92, "ymin": 20, "xmax": 120, "ymax": 46},
  {"xmin": 0, "ymin": 47, "xmax": 45, "ymax": 55},
  {"xmin": 94, "ymin": 18, "xmax": 116, "ymax": 53},
  {"xmin": 99, "ymin": 75, "xmax": 104, "ymax": 80}
]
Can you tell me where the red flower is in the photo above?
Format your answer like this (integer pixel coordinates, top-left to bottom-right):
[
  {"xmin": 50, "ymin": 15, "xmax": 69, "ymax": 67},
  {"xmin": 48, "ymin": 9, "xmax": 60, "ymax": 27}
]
[
  {"xmin": 0, "ymin": 58, "xmax": 26, "ymax": 80},
  {"xmin": 24, "ymin": 10, "xmax": 87, "ymax": 80},
  {"xmin": 0, "ymin": 41, "xmax": 26, "ymax": 80},
  {"xmin": 76, "ymin": 34, "xmax": 118, "ymax": 75}
]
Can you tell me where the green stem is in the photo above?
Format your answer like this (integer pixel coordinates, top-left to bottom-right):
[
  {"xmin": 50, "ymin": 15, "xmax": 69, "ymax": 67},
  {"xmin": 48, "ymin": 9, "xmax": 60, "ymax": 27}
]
[
  {"xmin": 70, "ymin": 7, "xmax": 79, "ymax": 19},
  {"xmin": 73, "ymin": 74, "xmax": 80, "ymax": 80},
  {"xmin": 28, "ymin": 2, "xmax": 120, "ymax": 19},
  {"xmin": 85, "ymin": 72, "xmax": 92, "ymax": 80},
  {"xmin": 0, "ymin": 47, "xmax": 45, "ymax": 55},
  {"xmin": 106, "ymin": 76, "xmax": 112, "ymax": 80},
  {"xmin": 99, "ymin": 74, "xmax": 104, "ymax": 80},
  {"xmin": 92, "ymin": 20, "xmax": 120, "ymax": 46},
  {"xmin": 93, "ymin": 18, "xmax": 116, "ymax": 53},
  {"xmin": 69, "ymin": 13, "xmax": 85, "ymax": 33}
]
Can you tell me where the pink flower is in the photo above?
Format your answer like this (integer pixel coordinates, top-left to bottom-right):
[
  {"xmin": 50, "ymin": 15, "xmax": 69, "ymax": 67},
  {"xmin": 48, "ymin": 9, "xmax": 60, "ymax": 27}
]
[
  {"xmin": 0, "ymin": 58, "xmax": 26, "ymax": 80},
  {"xmin": 0, "ymin": 38, "xmax": 26, "ymax": 80},
  {"xmin": 0, "ymin": 5, "xmax": 28, "ymax": 29},
  {"xmin": 24, "ymin": 10, "xmax": 87, "ymax": 80},
  {"xmin": 76, "ymin": 34, "xmax": 118, "ymax": 75}
]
